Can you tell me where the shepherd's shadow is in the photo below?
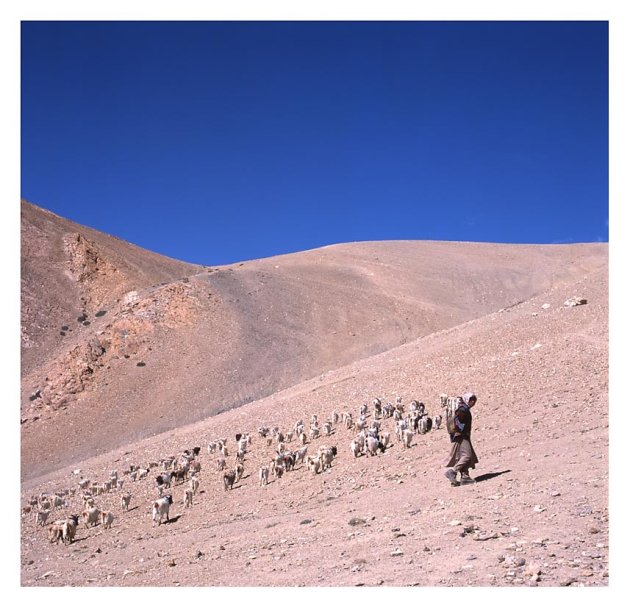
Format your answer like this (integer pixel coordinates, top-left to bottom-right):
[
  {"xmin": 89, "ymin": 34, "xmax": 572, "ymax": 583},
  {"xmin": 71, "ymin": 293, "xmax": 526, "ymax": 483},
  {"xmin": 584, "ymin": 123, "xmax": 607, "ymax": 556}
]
[{"xmin": 473, "ymin": 470, "xmax": 511, "ymax": 483}]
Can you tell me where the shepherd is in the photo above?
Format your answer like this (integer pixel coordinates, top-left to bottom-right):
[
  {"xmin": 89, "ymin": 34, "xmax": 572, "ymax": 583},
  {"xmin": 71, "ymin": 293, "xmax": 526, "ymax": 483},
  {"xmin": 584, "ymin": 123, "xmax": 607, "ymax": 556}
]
[{"xmin": 444, "ymin": 393, "xmax": 479, "ymax": 486}]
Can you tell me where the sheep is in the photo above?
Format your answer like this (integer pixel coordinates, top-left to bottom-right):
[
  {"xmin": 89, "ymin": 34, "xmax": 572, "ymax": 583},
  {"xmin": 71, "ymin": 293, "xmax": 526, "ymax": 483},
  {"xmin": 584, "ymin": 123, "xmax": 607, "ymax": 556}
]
[
  {"xmin": 350, "ymin": 439, "xmax": 362, "ymax": 458},
  {"xmin": 309, "ymin": 426, "xmax": 320, "ymax": 440},
  {"xmin": 78, "ymin": 478, "xmax": 91, "ymax": 490},
  {"xmin": 152, "ymin": 495, "xmax": 173, "ymax": 526},
  {"xmin": 136, "ymin": 468, "xmax": 149, "ymax": 480},
  {"xmin": 299, "ymin": 432, "xmax": 307, "ymax": 445},
  {"xmin": 116, "ymin": 479, "xmax": 124, "ymax": 490},
  {"xmin": 216, "ymin": 457, "xmax": 226, "ymax": 471},
  {"xmin": 82, "ymin": 507, "xmax": 101, "ymax": 528},
  {"xmin": 323, "ymin": 421, "xmax": 333, "ymax": 436},
  {"xmin": 332, "ymin": 411, "xmax": 339, "ymax": 425},
  {"xmin": 83, "ymin": 496, "xmax": 95, "ymax": 509},
  {"xmin": 101, "ymin": 511, "xmax": 114, "ymax": 529},
  {"xmin": 433, "ymin": 415, "xmax": 443, "ymax": 429},
  {"xmin": 285, "ymin": 430, "xmax": 294, "ymax": 443},
  {"xmin": 359, "ymin": 403, "xmax": 368, "ymax": 417},
  {"xmin": 207, "ymin": 441, "xmax": 219, "ymax": 454},
  {"xmin": 258, "ymin": 426, "xmax": 270, "ymax": 438},
  {"xmin": 259, "ymin": 466, "xmax": 269, "ymax": 486},
  {"xmin": 184, "ymin": 488, "xmax": 194, "ymax": 509},
  {"xmin": 402, "ymin": 429, "xmax": 414, "ymax": 448},
  {"xmin": 223, "ymin": 470, "xmax": 237, "ymax": 491},
  {"xmin": 381, "ymin": 431, "xmax": 391, "ymax": 448},
  {"xmin": 345, "ymin": 414, "xmax": 354, "ymax": 430},
  {"xmin": 235, "ymin": 463, "xmax": 245, "ymax": 482},
  {"xmin": 311, "ymin": 414, "xmax": 318, "ymax": 426},
  {"xmin": 189, "ymin": 475, "xmax": 200, "ymax": 495},
  {"xmin": 120, "ymin": 493, "xmax": 132, "ymax": 511},
  {"xmin": 35, "ymin": 510, "xmax": 50, "ymax": 526}
]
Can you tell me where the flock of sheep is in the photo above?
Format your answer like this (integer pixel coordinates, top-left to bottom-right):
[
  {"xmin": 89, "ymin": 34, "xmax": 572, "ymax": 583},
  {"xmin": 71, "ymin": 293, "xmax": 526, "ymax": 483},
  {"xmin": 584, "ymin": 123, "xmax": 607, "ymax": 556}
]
[{"xmin": 22, "ymin": 395, "xmax": 445, "ymax": 546}]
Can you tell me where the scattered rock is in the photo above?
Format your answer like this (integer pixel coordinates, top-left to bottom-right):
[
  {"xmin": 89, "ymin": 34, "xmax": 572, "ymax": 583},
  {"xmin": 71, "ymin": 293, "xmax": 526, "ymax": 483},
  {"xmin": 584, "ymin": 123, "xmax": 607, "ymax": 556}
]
[
  {"xmin": 348, "ymin": 517, "xmax": 366, "ymax": 527},
  {"xmin": 136, "ymin": 362, "xmax": 146, "ymax": 367},
  {"xmin": 95, "ymin": 310, "xmax": 107, "ymax": 317},
  {"xmin": 390, "ymin": 548, "xmax": 404, "ymax": 557},
  {"xmin": 564, "ymin": 297, "xmax": 587, "ymax": 307}
]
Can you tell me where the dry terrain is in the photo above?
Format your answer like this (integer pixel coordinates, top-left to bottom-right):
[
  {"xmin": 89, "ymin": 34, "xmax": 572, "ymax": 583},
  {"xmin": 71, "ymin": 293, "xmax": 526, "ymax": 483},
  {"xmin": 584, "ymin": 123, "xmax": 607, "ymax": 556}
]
[{"xmin": 20, "ymin": 200, "xmax": 609, "ymax": 589}]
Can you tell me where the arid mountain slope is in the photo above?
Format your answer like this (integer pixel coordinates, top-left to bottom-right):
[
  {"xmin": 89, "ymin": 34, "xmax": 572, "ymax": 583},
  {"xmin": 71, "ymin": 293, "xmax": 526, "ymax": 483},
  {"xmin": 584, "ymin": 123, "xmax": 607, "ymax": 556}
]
[
  {"xmin": 20, "ymin": 200, "xmax": 607, "ymax": 480},
  {"xmin": 21, "ymin": 200, "xmax": 202, "ymax": 376},
  {"xmin": 20, "ymin": 262, "xmax": 608, "ymax": 587}
]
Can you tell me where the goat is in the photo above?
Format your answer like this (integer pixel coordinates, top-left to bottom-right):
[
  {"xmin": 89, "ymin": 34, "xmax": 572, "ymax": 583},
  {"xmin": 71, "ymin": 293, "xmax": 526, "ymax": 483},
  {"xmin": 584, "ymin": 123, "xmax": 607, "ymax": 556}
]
[
  {"xmin": 433, "ymin": 415, "xmax": 443, "ymax": 429},
  {"xmin": 121, "ymin": 493, "xmax": 132, "ymax": 511},
  {"xmin": 402, "ymin": 429, "xmax": 414, "ymax": 448},
  {"xmin": 318, "ymin": 446, "xmax": 337, "ymax": 470},
  {"xmin": 35, "ymin": 510, "xmax": 50, "ymax": 526},
  {"xmin": 323, "ymin": 421, "xmax": 333, "ymax": 436},
  {"xmin": 306, "ymin": 456, "xmax": 322, "ymax": 474},
  {"xmin": 217, "ymin": 457, "xmax": 227, "ymax": 471},
  {"xmin": 235, "ymin": 463, "xmax": 245, "ymax": 482},
  {"xmin": 293, "ymin": 446, "xmax": 308, "ymax": 466},
  {"xmin": 82, "ymin": 507, "xmax": 101, "ymax": 528},
  {"xmin": 184, "ymin": 488, "xmax": 194, "ymax": 509},
  {"xmin": 156, "ymin": 472, "xmax": 172, "ymax": 489},
  {"xmin": 223, "ymin": 470, "xmax": 237, "ymax": 491},
  {"xmin": 152, "ymin": 495, "xmax": 173, "ymax": 526},
  {"xmin": 189, "ymin": 475, "xmax": 200, "ymax": 495},
  {"xmin": 101, "ymin": 511, "xmax": 114, "ymax": 529},
  {"xmin": 259, "ymin": 466, "xmax": 269, "ymax": 486}
]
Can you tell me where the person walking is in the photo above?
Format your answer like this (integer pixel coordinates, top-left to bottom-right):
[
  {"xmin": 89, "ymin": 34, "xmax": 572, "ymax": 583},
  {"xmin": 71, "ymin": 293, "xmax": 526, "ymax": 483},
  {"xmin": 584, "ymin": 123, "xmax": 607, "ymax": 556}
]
[{"xmin": 444, "ymin": 392, "xmax": 479, "ymax": 486}]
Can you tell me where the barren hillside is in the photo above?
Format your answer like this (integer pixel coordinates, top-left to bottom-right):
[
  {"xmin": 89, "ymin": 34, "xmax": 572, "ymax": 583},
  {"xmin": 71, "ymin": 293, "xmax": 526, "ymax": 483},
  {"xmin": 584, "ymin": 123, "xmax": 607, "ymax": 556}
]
[
  {"xmin": 20, "ymin": 201, "xmax": 607, "ymax": 481},
  {"xmin": 20, "ymin": 259, "xmax": 608, "ymax": 587}
]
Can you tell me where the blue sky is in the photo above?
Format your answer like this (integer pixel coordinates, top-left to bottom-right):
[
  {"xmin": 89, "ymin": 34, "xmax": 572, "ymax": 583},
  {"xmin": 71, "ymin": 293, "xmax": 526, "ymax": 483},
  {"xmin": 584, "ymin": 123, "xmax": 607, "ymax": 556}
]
[{"xmin": 21, "ymin": 21, "xmax": 608, "ymax": 265}]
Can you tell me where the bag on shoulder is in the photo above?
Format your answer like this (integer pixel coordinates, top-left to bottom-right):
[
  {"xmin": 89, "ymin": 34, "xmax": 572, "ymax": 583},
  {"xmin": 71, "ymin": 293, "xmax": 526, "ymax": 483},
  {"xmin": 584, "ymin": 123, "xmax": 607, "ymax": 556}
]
[{"xmin": 441, "ymin": 394, "xmax": 463, "ymax": 435}]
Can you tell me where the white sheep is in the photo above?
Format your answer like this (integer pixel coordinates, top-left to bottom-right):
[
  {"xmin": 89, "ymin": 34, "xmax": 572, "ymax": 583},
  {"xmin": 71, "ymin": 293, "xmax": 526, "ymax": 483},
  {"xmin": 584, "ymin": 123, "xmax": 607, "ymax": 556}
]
[{"xmin": 259, "ymin": 466, "xmax": 269, "ymax": 487}]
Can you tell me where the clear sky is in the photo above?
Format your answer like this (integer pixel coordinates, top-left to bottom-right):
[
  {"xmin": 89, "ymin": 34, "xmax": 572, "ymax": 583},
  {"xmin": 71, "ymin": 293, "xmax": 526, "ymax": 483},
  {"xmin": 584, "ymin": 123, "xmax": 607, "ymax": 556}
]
[{"xmin": 21, "ymin": 20, "xmax": 608, "ymax": 266}]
